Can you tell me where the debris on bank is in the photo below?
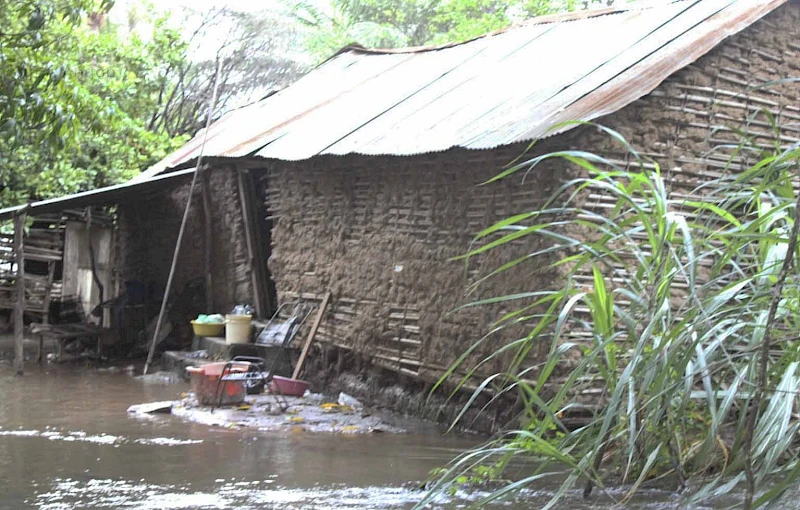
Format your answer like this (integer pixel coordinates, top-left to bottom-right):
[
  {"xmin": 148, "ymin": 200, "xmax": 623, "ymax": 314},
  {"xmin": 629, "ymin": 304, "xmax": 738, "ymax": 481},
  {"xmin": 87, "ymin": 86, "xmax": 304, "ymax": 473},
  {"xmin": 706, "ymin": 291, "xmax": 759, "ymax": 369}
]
[
  {"xmin": 130, "ymin": 391, "xmax": 404, "ymax": 434},
  {"xmin": 127, "ymin": 401, "xmax": 173, "ymax": 414}
]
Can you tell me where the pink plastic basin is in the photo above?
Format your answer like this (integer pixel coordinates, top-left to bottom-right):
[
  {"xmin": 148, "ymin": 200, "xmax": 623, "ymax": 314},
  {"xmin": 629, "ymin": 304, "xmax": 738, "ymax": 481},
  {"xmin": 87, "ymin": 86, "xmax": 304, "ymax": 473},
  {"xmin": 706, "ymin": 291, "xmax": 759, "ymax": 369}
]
[{"xmin": 270, "ymin": 376, "xmax": 309, "ymax": 397}]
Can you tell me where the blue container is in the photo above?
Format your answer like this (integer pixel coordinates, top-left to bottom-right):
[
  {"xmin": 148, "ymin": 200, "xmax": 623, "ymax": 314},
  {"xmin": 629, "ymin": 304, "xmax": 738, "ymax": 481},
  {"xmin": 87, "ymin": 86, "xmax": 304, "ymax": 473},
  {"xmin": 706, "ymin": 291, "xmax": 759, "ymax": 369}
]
[{"xmin": 125, "ymin": 280, "xmax": 146, "ymax": 303}]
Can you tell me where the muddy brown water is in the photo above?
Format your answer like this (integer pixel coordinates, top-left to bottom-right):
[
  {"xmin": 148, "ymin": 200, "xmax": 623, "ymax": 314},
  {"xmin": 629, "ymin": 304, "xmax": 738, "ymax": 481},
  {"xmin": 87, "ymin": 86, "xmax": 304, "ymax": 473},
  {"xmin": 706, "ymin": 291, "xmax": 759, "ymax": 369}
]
[{"xmin": 0, "ymin": 364, "xmax": 794, "ymax": 509}]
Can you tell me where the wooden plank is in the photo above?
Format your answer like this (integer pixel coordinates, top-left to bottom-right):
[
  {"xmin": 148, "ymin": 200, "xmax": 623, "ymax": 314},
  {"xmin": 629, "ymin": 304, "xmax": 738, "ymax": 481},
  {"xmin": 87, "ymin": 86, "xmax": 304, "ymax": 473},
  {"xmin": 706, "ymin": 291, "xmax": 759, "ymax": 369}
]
[
  {"xmin": 62, "ymin": 222, "xmax": 81, "ymax": 299},
  {"xmin": 13, "ymin": 211, "xmax": 26, "ymax": 375},
  {"xmin": 201, "ymin": 171, "xmax": 214, "ymax": 312},
  {"xmin": 292, "ymin": 291, "xmax": 331, "ymax": 380},
  {"xmin": 244, "ymin": 169, "xmax": 273, "ymax": 313},
  {"xmin": 41, "ymin": 261, "xmax": 55, "ymax": 327},
  {"xmin": 236, "ymin": 167, "xmax": 264, "ymax": 318},
  {"xmin": 127, "ymin": 401, "xmax": 174, "ymax": 414},
  {"xmin": 85, "ymin": 209, "xmax": 105, "ymax": 327}
]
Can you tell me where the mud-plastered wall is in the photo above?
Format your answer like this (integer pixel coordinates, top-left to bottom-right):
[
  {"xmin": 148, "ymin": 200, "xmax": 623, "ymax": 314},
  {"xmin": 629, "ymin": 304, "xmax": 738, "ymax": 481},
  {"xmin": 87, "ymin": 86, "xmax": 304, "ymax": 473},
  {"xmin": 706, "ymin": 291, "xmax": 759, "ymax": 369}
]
[
  {"xmin": 264, "ymin": 141, "xmax": 589, "ymax": 383},
  {"xmin": 262, "ymin": 3, "xmax": 799, "ymax": 387},
  {"xmin": 116, "ymin": 167, "xmax": 253, "ymax": 314}
]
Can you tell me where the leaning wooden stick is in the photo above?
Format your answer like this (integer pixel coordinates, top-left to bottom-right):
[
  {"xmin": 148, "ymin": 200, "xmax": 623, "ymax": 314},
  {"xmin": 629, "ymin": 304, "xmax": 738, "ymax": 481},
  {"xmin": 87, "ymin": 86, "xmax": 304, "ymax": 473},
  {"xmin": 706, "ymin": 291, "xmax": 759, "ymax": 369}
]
[{"xmin": 292, "ymin": 291, "xmax": 331, "ymax": 380}]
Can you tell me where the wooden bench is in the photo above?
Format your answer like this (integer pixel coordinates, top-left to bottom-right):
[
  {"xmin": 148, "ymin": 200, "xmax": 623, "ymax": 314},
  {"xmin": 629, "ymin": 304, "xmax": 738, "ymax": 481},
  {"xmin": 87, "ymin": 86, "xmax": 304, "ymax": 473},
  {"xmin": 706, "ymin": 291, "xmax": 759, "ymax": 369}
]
[{"xmin": 30, "ymin": 323, "xmax": 106, "ymax": 362}]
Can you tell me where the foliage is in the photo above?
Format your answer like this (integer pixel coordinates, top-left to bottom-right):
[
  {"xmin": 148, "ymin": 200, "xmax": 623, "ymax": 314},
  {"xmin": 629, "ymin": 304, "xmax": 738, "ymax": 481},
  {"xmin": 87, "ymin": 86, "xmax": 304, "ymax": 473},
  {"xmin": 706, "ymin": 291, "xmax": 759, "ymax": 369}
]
[
  {"xmin": 0, "ymin": 0, "xmax": 183, "ymax": 208},
  {"xmin": 171, "ymin": 7, "xmax": 305, "ymax": 129},
  {"xmin": 0, "ymin": 0, "xmax": 110, "ymax": 146},
  {"xmin": 291, "ymin": 0, "xmax": 418, "ymax": 59},
  {"xmin": 427, "ymin": 0, "xmax": 513, "ymax": 45},
  {"xmin": 292, "ymin": 0, "xmax": 622, "ymax": 61},
  {"xmin": 421, "ymin": 122, "xmax": 800, "ymax": 508},
  {"xmin": 0, "ymin": 1, "xmax": 306, "ymax": 210}
]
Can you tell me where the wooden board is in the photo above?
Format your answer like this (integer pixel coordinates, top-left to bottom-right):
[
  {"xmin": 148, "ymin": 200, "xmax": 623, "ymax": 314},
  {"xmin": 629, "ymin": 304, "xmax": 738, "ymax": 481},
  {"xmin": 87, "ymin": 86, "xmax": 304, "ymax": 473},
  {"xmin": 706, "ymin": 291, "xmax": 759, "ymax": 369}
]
[
  {"xmin": 292, "ymin": 291, "xmax": 331, "ymax": 380},
  {"xmin": 13, "ymin": 211, "xmax": 26, "ymax": 375}
]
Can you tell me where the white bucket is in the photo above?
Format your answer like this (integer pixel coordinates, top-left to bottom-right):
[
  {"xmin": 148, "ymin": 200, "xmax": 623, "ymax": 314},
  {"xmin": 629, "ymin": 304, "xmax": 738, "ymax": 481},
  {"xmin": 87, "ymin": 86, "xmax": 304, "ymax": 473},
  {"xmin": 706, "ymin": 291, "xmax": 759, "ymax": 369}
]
[{"xmin": 225, "ymin": 314, "xmax": 252, "ymax": 344}]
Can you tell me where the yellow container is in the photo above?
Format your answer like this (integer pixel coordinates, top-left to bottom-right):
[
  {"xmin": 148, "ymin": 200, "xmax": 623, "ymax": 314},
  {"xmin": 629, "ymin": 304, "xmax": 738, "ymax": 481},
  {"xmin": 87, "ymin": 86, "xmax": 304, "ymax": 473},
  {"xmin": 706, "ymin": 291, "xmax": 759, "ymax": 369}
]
[
  {"xmin": 225, "ymin": 314, "xmax": 252, "ymax": 344},
  {"xmin": 191, "ymin": 321, "xmax": 225, "ymax": 337}
]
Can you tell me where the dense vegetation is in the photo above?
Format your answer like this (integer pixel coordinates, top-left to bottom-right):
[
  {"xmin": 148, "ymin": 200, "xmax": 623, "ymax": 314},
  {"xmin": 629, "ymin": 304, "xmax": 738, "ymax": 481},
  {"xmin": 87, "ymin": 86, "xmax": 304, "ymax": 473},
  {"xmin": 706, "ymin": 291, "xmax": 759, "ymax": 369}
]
[
  {"xmin": 422, "ymin": 124, "xmax": 800, "ymax": 508},
  {"xmin": 0, "ymin": 0, "xmax": 179, "ymax": 207},
  {"xmin": 0, "ymin": 0, "xmax": 299, "ymax": 209},
  {"xmin": 4, "ymin": 0, "xmax": 800, "ymax": 507}
]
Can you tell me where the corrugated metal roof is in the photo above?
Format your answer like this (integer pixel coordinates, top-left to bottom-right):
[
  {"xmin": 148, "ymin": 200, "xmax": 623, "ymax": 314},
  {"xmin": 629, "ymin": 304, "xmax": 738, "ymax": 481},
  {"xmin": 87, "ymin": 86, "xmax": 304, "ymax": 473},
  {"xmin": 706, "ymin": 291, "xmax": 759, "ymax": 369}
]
[
  {"xmin": 134, "ymin": 0, "xmax": 786, "ymax": 182},
  {"xmin": 0, "ymin": 168, "xmax": 197, "ymax": 222}
]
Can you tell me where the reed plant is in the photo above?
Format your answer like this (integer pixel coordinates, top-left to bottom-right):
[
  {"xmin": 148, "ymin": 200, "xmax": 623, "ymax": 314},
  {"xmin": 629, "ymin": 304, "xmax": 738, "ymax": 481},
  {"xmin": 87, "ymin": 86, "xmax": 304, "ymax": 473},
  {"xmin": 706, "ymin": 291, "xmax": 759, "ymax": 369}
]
[{"xmin": 421, "ymin": 123, "xmax": 800, "ymax": 509}]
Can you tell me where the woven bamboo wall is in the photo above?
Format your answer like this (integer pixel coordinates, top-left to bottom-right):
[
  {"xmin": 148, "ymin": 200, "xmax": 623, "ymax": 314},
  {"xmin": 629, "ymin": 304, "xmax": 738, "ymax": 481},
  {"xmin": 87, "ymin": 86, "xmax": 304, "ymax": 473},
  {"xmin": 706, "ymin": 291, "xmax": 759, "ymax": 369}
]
[
  {"xmin": 567, "ymin": 3, "xmax": 800, "ymax": 335},
  {"xmin": 116, "ymin": 167, "xmax": 253, "ymax": 313},
  {"xmin": 261, "ymin": 145, "xmax": 574, "ymax": 381},
  {"xmin": 261, "ymin": 3, "xmax": 800, "ymax": 385}
]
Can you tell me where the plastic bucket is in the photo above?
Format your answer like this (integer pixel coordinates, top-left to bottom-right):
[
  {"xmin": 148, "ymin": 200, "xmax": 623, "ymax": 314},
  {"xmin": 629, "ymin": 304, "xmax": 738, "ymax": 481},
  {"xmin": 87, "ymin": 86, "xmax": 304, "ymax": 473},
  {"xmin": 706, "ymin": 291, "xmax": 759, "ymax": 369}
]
[{"xmin": 225, "ymin": 314, "xmax": 252, "ymax": 344}]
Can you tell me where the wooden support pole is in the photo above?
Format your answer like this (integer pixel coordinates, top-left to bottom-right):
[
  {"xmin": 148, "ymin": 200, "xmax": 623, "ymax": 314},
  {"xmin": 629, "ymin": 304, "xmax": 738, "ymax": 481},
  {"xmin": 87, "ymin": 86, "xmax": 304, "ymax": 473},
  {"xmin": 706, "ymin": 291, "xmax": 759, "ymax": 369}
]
[
  {"xmin": 85, "ymin": 208, "xmax": 104, "ymax": 327},
  {"xmin": 236, "ymin": 167, "xmax": 265, "ymax": 318},
  {"xmin": 13, "ymin": 211, "xmax": 26, "ymax": 375},
  {"xmin": 244, "ymin": 170, "xmax": 273, "ymax": 314},
  {"xmin": 39, "ymin": 260, "xmax": 55, "ymax": 364},
  {"xmin": 201, "ymin": 171, "xmax": 214, "ymax": 313},
  {"xmin": 42, "ymin": 261, "xmax": 55, "ymax": 325},
  {"xmin": 292, "ymin": 292, "xmax": 330, "ymax": 380},
  {"xmin": 144, "ymin": 58, "xmax": 222, "ymax": 376}
]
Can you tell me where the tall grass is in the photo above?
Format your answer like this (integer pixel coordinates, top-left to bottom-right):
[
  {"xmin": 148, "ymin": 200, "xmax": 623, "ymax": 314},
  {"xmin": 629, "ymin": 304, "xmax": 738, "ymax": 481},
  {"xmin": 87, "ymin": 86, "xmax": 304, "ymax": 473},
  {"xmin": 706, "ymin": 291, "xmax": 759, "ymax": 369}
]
[{"xmin": 421, "ymin": 123, "xmax": 800, "ymax": 509}]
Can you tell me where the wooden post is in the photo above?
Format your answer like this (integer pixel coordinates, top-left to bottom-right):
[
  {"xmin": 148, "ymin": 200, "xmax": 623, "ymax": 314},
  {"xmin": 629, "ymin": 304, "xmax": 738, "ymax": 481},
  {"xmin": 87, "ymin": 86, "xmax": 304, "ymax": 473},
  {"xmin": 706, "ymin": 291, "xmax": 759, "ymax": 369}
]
[
  {"xmin": 236, "ymin": 167, "xmax": 265, "ymax": 318},
  {"xmin": 13, "ymin": 211, "xmax": 26, "ymax": 375},
  {"xmin": 85, "ymin": 208, "xmax": 104, "ymax": 327},
  {"xmin": 42, "ymin": 261, "xmax": 55, "ymax": 324},
  {"xmin": 292, "ymin": 291, "xmax": 331, "ymax": 380},
  {"xmin": 39, "ymin": 261, "xmax": 55, "ymax": 364},
  {"xmin": 201, "ymin": 171, "xmax": 214, "ymax": 313},
  {"xmin": 244, "ymin": 170, "xmax": 273, "ymax": 313}
]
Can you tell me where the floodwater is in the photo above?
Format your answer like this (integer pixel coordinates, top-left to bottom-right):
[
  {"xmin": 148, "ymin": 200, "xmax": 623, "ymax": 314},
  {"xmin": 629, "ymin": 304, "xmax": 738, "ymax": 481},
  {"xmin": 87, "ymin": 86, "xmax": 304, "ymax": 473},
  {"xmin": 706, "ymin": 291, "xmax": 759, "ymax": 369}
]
[
  {"xmin": 0, "ymin": 364, "xmax": 476, "ymax": 509},
  {"xmin": 0, "ymin": 363, "xmax": 795, "ymax": 510}
]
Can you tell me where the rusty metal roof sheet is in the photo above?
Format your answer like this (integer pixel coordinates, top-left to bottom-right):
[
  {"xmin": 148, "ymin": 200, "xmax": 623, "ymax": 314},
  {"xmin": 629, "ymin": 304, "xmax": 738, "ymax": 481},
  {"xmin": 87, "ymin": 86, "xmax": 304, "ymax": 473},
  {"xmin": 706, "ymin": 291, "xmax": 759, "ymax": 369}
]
[
  {"xmin": 0, "ymin": 167, "xmax": 197, "ymax": 222},
  {"xmin": 135, "ymin": 0, "xmax": 786, "ymax": 181}
]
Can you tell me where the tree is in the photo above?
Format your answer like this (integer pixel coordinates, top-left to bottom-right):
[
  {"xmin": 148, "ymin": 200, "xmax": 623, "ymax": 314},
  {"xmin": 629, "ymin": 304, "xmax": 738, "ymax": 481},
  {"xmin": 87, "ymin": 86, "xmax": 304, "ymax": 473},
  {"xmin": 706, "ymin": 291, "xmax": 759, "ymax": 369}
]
[
  {"xmin": 292, "ymin": 0, "xmax": 621, "ymax": 62},
  {"xmin": 157, "ymin": 7, "xmax": 305, "ymax": 136},
  {"xmin": 0, "ymin": 1, "xmax": 307, "ymax": 209},
  {"xmin": 0, "ymin": 1, "xmax": 185, "ymax": 208},
  {"xmin": 0, "ymin": 0, "xmax": 113, "ymax": 148}
]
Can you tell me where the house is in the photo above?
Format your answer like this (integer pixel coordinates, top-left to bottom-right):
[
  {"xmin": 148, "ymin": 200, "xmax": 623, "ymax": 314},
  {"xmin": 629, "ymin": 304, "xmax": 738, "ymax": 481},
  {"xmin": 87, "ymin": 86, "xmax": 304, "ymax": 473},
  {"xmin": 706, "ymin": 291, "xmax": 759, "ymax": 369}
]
[{"xmin": 1, "ymin": 0, "xmax": 797, "ymax": 397}]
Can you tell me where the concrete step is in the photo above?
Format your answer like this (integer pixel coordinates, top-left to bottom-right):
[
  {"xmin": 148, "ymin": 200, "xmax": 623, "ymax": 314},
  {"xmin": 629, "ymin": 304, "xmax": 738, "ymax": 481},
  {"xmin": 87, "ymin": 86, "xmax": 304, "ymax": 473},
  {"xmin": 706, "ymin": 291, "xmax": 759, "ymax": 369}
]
[
  {"xmin": 191, "ymin": 336, "xmax": 261, "ymax": 359},
  {"xmin": 162, "ymin": 336, "xmax": 295, "ymax": 379}
]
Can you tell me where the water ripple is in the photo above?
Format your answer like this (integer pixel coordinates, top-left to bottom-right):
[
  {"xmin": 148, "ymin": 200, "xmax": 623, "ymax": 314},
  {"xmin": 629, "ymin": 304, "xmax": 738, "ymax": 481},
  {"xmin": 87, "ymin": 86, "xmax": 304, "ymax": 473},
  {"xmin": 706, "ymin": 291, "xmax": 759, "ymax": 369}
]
[{"xmin": 0, "ymin": 427, "xmax": 201, "ymax": 447}]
